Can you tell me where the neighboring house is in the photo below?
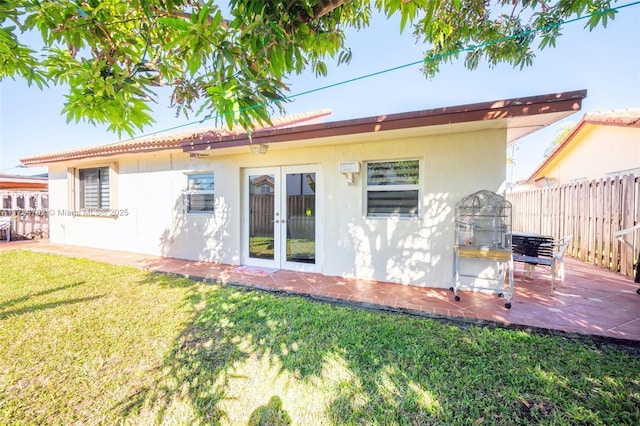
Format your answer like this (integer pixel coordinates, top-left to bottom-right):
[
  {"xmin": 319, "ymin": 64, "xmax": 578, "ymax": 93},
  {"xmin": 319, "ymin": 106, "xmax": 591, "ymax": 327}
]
[
  {"xmin": 526, "ymin": 109, "xmax": 640, "ymax": 186},
  {"xmin": 250, "ymin": 174, "xmax": 275, "ymax": 194},
  {"xmin": 0, "ymin": 173, "xmax": 48, "ymax": 210},
  {"xmin": 0, "ymin": 174, "xmax": 49, "ymax": 241},
  {"xmin": 21, "ymin": 90, "xmax": 585, "ymax": 287}
]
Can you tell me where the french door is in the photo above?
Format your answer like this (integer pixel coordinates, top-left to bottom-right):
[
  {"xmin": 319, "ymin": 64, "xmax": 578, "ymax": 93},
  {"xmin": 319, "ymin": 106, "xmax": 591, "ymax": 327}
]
[{"xmin": 243, "ymin": 165, "xmax": 321, "ymax": 272}]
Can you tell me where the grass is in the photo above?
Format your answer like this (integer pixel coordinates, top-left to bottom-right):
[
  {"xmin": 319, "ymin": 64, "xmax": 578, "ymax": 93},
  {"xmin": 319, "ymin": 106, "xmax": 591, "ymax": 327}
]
[
  {"xmin": 249, "ymin": 235, "xmax": 275, "ymax": 259},
  {"xmin": 250, "ymin": 236, "xmax": 315, "ymax": 261},
  {"xmin": 1, "ymin": 251, "xmax": 639, "ymax": 425}
]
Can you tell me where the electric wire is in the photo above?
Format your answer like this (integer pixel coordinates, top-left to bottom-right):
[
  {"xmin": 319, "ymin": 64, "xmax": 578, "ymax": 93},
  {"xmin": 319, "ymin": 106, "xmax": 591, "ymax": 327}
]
[{"xmin": 92, "ymin": 1, "xmax": 640, "ymax": 143}]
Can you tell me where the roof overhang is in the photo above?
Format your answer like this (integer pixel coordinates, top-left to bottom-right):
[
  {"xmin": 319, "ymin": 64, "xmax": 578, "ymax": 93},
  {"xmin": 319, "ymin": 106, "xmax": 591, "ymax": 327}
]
[
  {"xmin": 182, "ymin": 90, "xmax": 587, "ymax": 155},
  {"xmin": 20, "ymin": 109, "xmax": 332, "ymax": 166},
  {"xmin": 20, "ymin": 91, "xmax": 586, "ymax": 166},
  {"xmin": 0, "ymin": 174, "xmax": 48, "ymax": 190}
]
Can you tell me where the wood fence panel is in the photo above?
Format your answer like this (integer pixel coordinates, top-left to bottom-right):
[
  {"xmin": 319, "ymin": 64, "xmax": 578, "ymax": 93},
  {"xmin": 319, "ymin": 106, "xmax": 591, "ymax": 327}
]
[
  {"xmin": 636, "ymin": 176, "xmax": 640, "ymax": 264},
  {"xmin": 612, "ymin": 176, "xmax": 621, "ymax": 273},
  {"xmin": 566, "ymin": 183, "xmax": 577, "ymax": 257},
  {"xmin": 287, "ymin": 195, "xmax": 315, "ymax": 218},
  {"xmin": 249, "ymin": 195, "xmax": 274, "ymax": 236},
  {"xmin": 621, "ymin": 175, "xmax": 634, "ymax": 276},
  {"xmin": 586, "ymin": 181, "xmax": 595, "ymax": 263},
  {"xmin": 594, "ymin": 179, "xmax": 604, "ymax": 267},
  {"xmin": 573, "ymin": 182, "xmax": 581, "ymax": 257},
  {"xmin": 569, "ymin": 183, "xmax": 576, "ymax": 257},
  {"xmin": 249, "ymin": 195, "xmax": 316, "ymax": 237},
  {"xmin": 556, "ymin": 186, "xmax": 564, "ymax": 238},
  {"xmin": 541, "ymin": 188, "xmax": 550, "ymax": 236},
  {"xmin": 507, "ymin": 173, "xmax": 639, "ymax": 278},
  {"xmin": 579, "ymin": 182, "xmax": 589, "ymax": 262},
  {"xmin": 603, "ymin": 177, "xmax": 612, "ymax": 269}
]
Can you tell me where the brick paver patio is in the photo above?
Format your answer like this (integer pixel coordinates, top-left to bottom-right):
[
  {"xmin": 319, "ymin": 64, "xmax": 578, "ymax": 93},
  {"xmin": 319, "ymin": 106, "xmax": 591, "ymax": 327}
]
[{"xmin": 2, "ymin": 239, "xmax": 639, "ymax": 343}]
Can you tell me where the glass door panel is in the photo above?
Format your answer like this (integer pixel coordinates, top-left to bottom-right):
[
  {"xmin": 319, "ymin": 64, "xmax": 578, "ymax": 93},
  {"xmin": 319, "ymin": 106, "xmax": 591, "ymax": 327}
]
[
  {"xmin": 244, "ymin": 166, "xmax": 320, "ymax": 272},
  {"xmin": 285, "ymin": 172, "xmax": 316, "ymax": 264},
  {"xmin": 248, "ymin": 174, "xmax": 275, "ymax": 261}
]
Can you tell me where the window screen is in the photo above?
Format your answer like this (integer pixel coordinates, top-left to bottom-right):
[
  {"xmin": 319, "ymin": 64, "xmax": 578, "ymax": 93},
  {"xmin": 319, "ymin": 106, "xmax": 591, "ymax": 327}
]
[
  {"xmin": 366, "ymin": 160, "xmax": 419, "ymax": 217},
  {"xmin": 79, "ymin": 167, "xmax": 110, "ymax": 209}
]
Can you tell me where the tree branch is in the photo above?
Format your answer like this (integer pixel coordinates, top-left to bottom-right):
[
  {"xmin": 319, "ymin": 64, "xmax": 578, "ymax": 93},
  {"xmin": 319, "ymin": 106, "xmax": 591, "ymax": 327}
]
[
  {"xmin": 152, "ymin": 1, "xmax": 351, "ymax": 31},
  {"xmin": 312, "ymin": 0, "xmax": 351, "ymax": 19}
]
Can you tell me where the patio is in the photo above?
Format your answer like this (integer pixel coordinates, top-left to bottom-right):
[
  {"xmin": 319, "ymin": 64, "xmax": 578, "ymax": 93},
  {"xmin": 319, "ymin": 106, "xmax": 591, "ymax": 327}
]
[{"xmin": 2, "ymin": 239, "xmax": 639, "ymax": 343}]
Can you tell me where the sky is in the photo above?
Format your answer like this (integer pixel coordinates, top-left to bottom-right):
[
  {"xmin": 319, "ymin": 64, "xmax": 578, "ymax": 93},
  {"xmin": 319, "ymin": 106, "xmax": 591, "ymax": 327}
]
[{"xmin": 1, "ymin": 3, "xmax": 639, "ymax": 182}]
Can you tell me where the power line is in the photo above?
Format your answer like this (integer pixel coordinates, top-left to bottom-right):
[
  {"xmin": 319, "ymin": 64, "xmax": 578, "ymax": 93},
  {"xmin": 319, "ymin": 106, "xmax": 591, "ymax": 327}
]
[{"xmin": 122, "ymin": 2, "xmax": 640, "ymax": 140}]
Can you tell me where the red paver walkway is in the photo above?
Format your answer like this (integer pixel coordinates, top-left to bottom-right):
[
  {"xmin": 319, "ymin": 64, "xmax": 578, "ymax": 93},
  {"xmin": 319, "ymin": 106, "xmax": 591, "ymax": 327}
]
[{"xmin": 2, "ymin": 240, "xmax": 639, "ymax": 342}]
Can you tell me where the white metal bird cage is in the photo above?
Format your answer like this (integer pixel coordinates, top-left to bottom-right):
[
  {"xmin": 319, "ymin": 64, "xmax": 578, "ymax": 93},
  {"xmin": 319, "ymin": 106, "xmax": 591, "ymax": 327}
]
[{"xmin": 450, "ymin": 190, "xmax": 514, "ymax": 308}]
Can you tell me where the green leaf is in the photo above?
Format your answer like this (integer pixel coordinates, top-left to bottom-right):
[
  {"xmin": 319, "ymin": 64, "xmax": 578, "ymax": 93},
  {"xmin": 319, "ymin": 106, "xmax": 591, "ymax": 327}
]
[
  {"xmin": 270, "ymin": 22, "xmax": 285, "ymax": 39},
  {"xmin": 211, "ymin": 9, "xmax": 222, "ymax": 29},
  {"xmin": 199, "ymin": 1, "xmax": 211, "ymax": 25},
  {"xmin": 139, "ymin": 0, "xmax": 153, "ymax": 18},
  {"xmin": 314, "ymin": 61, "xmax": 327, "ymax": 77},
  {"xmin": 158, "ymin": 17, "xmax": 192, "ymax": 31}
]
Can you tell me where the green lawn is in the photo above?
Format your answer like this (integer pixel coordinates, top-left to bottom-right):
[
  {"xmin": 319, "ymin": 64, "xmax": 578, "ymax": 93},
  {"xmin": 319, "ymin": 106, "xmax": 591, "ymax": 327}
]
[
  {"xmin": 250, "ymin": 236, "xmax": 315, "ymax": 262},
  {"xmin": 0, "ymin": 251, "xmax": 638, "ymax": 425}
]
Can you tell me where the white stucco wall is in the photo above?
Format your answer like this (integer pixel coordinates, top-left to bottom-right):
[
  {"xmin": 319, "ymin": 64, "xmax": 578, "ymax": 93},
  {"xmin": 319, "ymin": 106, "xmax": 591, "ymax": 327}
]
[
  {"xmin": 46, "ymin": 127, "xmax": 507, "ymax": 288},
  {"xmin": 545, "ymin": 125, "xmax": 640, "ymax": 183}
]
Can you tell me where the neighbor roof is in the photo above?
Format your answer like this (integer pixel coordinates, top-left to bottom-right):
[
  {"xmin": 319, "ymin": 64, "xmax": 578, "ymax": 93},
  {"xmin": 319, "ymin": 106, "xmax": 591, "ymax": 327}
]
[
  {"xmin": 583, "ymin": 109, "xmax": 640, "ymax": 127},
  {"xmin": 526, "ymin": 108, "xmax": 640, "ymax": 182},
  {"xmin": 21, "ymin": 109, "xmax": 332, "ymax": 166},
  {"xmin": 0, "ymin": 174, "xmax": 48, "ymax": 190}
]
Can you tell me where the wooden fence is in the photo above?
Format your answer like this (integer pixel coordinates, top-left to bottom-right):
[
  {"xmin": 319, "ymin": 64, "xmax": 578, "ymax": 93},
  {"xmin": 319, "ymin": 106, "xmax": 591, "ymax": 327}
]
[
  {"xmin": 507, "ymin": 174, "xmax": 639, "ymax": 277},
  {"xmin": 249, "ymin": 195, "xmax": 315, "ymax": 236}
]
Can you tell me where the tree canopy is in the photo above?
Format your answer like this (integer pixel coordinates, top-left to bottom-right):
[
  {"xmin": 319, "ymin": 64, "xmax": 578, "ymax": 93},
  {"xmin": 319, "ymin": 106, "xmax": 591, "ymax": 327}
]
[{"xmin": 0, "ymin": 0, "xmax": 617, "ymax": 135}]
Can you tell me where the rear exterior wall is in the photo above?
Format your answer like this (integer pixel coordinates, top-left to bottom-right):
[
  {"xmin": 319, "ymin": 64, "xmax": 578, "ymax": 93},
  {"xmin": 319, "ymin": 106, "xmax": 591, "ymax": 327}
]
[{"xmin": 46, "ymin": 128, "xmax": 507, "ymax": 287}]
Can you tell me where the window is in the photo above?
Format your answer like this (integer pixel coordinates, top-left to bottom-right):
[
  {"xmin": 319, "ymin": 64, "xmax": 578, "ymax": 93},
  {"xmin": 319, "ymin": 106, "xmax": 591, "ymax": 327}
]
[
  {"xmin": 260, "ymin": 184, "xmax": 272, "ymax": 194},
  {"xmin": 366, "ymin": 160, "xmax": 419, "ymax": 218},
  {"xmin": 79, "ymin": 167, "xmax": 110, "ymax": 209},
  {"xmin": 16, "ymin": 195, "xmax": 25, "ymax": 210},
  {"xmin": 186, "ymin": 173, "xmax": 214, "ymax": 213}
]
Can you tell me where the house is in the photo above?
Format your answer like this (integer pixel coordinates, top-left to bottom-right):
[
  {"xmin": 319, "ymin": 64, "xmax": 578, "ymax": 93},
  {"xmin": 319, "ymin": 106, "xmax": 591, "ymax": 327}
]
[
  {"xmin": 0, "ymin": 174, "xmax": 49, "ymax": 241},
  {"xmin": 526, "ymin": 109, "xmax": 640, "ymax": 186},
  {"xmin": 21, "ymin": 90, "xmax": 586, "ymax": 287},
  {"xmin": 0, "ymin": 173, "xmax": 48, "ymax": 209}
]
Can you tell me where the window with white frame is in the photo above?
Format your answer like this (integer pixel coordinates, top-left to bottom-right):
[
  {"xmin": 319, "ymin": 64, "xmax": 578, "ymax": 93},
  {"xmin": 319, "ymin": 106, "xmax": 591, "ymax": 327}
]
[
  {"xmin": 79, "ymin": 167, "xmax": 110, "ymax": 209},
  {"xmin": 186, "ymin": 173, "xmax": 214, "ymax": 213},
  {"xmin": 366, "ymin": 160, "xmax": 420, "ymax": 218}
]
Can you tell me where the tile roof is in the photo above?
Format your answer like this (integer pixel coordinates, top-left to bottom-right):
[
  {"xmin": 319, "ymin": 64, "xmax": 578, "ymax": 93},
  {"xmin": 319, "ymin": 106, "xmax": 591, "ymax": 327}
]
[
  {"xmin": 21, "ymin": 109, "xmax": 332, "ymax": 166},
  {"xmin": 583, "ymin": 108, "xmax": 640, "ymax": 126},
  {"xmin": 0, "ymin": 174, "xmax": 48, "ymax": 190}
]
